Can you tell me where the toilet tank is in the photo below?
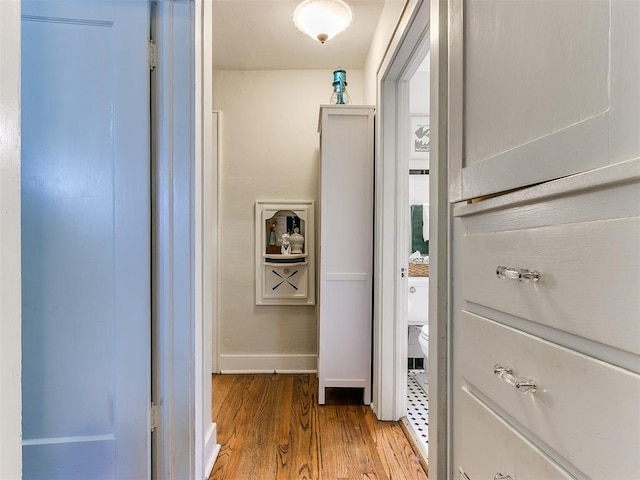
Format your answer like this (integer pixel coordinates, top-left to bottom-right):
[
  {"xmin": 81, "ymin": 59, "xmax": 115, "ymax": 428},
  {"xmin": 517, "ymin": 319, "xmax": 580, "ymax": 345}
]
[{"xmin": 408, "ymin": 276, "xmax": 429, "ymax": 326}]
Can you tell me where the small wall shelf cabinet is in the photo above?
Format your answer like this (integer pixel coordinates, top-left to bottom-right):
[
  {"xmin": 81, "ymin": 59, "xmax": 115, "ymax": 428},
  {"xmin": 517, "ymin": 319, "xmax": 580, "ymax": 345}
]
[{"xmin": 255, "ymin": 201, "xmax": 315, "ymax": 306}]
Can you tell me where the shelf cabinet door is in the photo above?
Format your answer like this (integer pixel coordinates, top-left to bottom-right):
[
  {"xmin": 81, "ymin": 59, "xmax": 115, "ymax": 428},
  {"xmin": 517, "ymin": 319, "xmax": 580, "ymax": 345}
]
[{"xmin": 262, "ymin": 264, "xmax": 308, "ymax": 300}]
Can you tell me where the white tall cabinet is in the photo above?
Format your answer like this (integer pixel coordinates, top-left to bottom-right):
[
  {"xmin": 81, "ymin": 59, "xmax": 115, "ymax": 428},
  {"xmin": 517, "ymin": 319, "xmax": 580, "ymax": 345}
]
[
  {"xmin": 449, "ymin": 1, "xmax": 640, "ymax": 478},
  {"xmin": 317, "ymin": 105, "xmax": 375, "ymax": 405}
]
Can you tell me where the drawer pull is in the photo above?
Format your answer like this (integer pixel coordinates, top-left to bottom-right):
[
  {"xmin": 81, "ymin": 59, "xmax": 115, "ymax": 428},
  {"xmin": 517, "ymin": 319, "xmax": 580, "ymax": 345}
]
[
  {"xmin": 496, "ymin": 265, "xmax": 540, "ymax": 283},
  {"xmin": 493, "ymin": 364, "xmax": 538, "ymax": 394},
  {"xmin": 494, "ymin": 475, "xmax": 513, "ymax": 480}
]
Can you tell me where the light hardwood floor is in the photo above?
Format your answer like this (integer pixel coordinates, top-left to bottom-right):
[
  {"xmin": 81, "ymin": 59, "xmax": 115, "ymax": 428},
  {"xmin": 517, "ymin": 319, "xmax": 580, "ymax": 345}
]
[{"xmin": 209, "ymin": 374, "xmax": 428, "ymax": 480}]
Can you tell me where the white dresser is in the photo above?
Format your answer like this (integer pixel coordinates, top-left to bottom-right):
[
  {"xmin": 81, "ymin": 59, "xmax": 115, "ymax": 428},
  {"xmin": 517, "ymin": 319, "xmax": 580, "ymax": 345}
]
[
  {"xmin": 447, "ymin": 1, "xmax": 640, "ymax": 478},
  {"xmin": 452, "ymin": 160, "xmax": 640, "ymax": 479},
  {"xmin": 317, "ymin": 105, "xmax": 375, "ymax": 405}
]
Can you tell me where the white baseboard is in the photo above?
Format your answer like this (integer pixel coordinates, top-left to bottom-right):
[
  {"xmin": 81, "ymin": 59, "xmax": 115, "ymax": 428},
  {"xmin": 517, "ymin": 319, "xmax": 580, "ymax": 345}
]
[
  {"xmin": 218, "ymin": 354, "xmax": 317, "ymax": 373},
  {"xmin": 203, "ymin": 422, "xmax": 219, "ymax": 480}
]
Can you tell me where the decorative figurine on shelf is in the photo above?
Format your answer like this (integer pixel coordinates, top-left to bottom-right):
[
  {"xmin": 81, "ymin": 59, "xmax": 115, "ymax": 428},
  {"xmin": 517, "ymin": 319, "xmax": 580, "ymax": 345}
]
[
  {"xmin": 281, "ymin": 233, "xmax": 291, "ymax": 255},
  {"xmin": 268, "ymin": 222, "xmax": 277, "ymax": 246},
  {"xmin": 290, "ymin": 227, "xmax": 304, "ymax": 254}
]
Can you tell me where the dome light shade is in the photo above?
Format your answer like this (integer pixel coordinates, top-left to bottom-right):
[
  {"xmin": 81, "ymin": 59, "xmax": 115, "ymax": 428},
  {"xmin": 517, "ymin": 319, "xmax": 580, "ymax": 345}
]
[{"xmin": 293, "ymin": 0, "xmax": 353, "ymax": 44}]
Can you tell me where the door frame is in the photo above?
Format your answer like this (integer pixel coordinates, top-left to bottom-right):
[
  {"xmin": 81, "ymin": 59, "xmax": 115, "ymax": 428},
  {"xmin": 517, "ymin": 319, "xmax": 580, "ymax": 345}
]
[
  {"xmin": 152, "ymin": 0, "xmax": 219, "ymax": 477},
  {"xmin": 373, "ymin": 0, "xmax": 449, "ymax": 477},
  {"xmin": 195, "ymin": 0, "xmax": 220, "ymax": 474},
  {"xmin": 0, "ymin": 1, "xmax": 22, "ymax": 477}
]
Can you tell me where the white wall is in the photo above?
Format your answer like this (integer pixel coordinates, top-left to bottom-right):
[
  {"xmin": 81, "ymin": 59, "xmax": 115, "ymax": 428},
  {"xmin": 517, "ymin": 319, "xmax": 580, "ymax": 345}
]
[
  {"xmin": 0, "ymin": 1, "xmax": 22, "ymax": 478},
  {"xmin": 409, "ymin": 52, "xmax": 430, "ymax": 171},
  {"xmin": 410, "ymin": 71, "xmax": 430, "ymax": 114},
  {"xmin": 409, "ymin": 57, "xmax": 430, "ymax": 205},
  {"xmin": 213, "ymin": 69, "xmax": 363, "ymax": 372},
  {"xmin": 409, "ymin": 175, "xmax": 429, "ymax": 205},
  {"xmin": 410, "ymin": 54, "xmax": 430, "ymax": 114},
  {"xmin": 363, "ymin": 0, "xmax": 407, "ymax": 104}
]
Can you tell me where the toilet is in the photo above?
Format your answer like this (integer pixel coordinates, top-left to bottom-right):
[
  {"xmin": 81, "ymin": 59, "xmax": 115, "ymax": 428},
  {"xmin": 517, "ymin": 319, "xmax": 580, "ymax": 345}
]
[{"xmin": 408, "ymin": 276, "xmax": 429, "ymax": 391}]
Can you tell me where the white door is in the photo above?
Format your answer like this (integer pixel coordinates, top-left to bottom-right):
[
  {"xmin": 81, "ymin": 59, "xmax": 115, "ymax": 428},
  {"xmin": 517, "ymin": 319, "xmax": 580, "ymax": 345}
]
[{"xmin": 21, "ymin": 1, "xmax": 151, "ymax": 478}]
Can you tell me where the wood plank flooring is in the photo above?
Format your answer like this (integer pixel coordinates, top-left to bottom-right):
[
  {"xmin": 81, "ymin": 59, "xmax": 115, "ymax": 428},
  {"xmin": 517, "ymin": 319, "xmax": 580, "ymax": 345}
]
[{"xmin": 209, "ymin": 374, "xmax": 428, "ymax": 480}]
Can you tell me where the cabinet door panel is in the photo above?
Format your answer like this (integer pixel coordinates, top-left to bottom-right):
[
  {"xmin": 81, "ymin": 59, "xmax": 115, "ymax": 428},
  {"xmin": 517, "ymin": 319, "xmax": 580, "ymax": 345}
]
[
  {"xmin": 263, "ymin": 265, "xmax": 308, "ymax": 299},
  {"xmin": 449, "ymin": 0, "xmax": 639, "ymax": 202}
]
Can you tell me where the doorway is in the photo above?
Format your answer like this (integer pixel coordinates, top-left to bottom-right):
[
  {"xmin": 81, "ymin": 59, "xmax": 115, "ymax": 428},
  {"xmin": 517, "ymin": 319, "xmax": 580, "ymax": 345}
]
[
  {"xmin": 403, "ymin": 50, "xmax": 431, "ymax": 458},
  {"xmin": 373, "ymin": 0, "xmax": 448, "ymax": 473}
]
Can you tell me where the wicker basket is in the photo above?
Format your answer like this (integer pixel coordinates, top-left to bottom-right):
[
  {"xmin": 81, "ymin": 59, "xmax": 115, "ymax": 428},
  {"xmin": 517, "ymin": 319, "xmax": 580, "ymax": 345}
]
[{"xmin": 408, "ymin": 263, "xmax": 429, "ymax": 277}]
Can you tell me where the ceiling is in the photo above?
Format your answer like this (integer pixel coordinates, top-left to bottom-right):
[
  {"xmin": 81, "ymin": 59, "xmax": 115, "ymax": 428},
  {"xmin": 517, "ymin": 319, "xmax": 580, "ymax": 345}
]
[{"xmin": 212, "ymin": 0, "xmax": 388, "ymax": 70}]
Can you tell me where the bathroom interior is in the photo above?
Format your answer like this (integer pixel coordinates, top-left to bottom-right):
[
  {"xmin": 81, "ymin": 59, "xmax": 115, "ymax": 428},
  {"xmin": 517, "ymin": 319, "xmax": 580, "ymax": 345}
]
[{"xmin": 403, "ymin": 50, "xmax": 430, "ymax": 456}]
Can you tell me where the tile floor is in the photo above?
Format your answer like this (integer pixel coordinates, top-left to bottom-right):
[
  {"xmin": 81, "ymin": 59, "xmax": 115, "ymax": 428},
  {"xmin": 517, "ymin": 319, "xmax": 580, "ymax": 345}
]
[{"xmin": 406, "ymin": 370, "xmax": 429, "ymax": 452}]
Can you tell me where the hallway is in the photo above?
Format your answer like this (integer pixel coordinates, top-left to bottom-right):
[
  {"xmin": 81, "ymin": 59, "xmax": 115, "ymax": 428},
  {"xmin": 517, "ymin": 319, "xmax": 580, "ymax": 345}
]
[{"xmin": 210, "ymin": 374, "xmax": 428, "ymax": 479}]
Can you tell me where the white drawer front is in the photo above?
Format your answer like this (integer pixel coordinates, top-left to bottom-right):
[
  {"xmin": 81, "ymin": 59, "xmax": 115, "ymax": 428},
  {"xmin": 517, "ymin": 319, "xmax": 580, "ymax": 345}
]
[
  {"xmin": 263, "ymin": 264, "xmax": 308, "ymax": 299},
  {"xmin": 461, "ymin": 217, "xmax": 640, "ymax": 355},
  {"xmin": 459, "ymin": 311, "xmax": 640, "ymax": 479},
  {"xmin": 455, "ymin": 388, "xmax": 572, "ymax": 480}
]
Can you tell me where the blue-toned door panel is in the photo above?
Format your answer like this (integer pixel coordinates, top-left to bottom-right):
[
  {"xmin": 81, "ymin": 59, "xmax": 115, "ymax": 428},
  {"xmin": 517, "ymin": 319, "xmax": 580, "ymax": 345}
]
[{"xmin": 21, "ymin": 1, "xmax": 151, "ymax": 478}]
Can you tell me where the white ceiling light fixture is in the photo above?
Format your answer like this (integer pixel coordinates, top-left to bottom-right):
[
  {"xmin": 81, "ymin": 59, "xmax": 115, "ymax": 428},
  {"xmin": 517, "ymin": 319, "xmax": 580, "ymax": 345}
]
[{"xmin": 293, "ymin": 0, "xmax": 353, "ymax": 44}]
